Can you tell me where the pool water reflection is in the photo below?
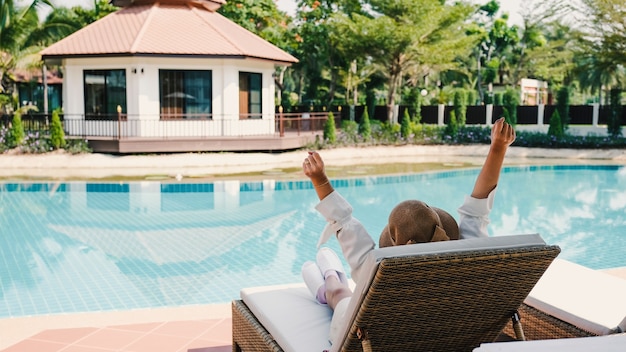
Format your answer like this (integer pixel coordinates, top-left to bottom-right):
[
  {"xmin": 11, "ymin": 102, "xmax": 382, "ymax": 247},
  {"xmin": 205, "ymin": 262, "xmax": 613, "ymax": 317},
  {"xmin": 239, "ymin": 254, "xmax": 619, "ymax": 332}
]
[{"xmin": 0, "ymin": 165, "xmax": 624, "ymax": 318}]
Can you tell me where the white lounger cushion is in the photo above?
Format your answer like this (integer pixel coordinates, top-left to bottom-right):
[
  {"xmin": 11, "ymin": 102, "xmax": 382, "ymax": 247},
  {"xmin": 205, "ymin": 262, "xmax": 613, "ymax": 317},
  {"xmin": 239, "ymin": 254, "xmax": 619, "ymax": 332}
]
[
  {"xmin": 525, "ymin": 258, "xmax": 626, "ymax": 335},
  {"xmin": 241, "ymin": 234, "xmax": 549, "ymax": 352},
  {"xmin": 474, "ymin": 333, "xmax": 626, "ymax": 351},
  {"xmin": 240, "ymin": 283, "xmax": 333, "ymax": 352}
]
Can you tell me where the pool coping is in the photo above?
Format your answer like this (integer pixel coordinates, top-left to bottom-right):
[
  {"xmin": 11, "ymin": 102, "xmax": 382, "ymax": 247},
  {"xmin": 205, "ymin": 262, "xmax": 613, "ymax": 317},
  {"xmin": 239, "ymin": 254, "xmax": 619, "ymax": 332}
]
[{"xmin": 0, "ymin": 303, "xmax": 231, "ymax": 350}]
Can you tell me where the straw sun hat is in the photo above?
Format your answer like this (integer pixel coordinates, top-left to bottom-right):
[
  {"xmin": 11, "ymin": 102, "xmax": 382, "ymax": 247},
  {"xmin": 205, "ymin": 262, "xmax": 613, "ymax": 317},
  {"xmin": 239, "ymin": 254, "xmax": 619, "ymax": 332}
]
[{"xmin": 379, "ymin": 200, "xmax": 460, "ymax": 248}]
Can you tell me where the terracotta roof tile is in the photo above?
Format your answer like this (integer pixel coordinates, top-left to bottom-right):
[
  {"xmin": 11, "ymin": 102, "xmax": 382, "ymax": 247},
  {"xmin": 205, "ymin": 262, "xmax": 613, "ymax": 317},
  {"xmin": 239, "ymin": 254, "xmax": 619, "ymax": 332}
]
[
  {"xmin": 13, "ymin": 69, "xmax": 63, "ymax": 84},
  {"xmin": 41, "ymin": 2, "xmax": 298, "ymax": 64}
]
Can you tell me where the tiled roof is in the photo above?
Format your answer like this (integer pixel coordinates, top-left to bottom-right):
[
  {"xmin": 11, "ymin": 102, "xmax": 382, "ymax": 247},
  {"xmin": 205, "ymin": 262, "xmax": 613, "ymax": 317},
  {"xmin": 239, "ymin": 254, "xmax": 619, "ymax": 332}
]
[
  {"xmin": 40, "ymin": 1, "xmax": 298, "ymax": 64},
  {"xmin": 13, "ymin": 68, "xmax": 63, "ymax": 84}
]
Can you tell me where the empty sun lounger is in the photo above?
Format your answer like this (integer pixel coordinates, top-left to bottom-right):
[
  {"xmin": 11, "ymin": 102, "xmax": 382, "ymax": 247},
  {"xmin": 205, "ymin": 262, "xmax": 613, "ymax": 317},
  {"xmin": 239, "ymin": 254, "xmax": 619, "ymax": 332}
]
[
  {"xmin": 500, "ymin": 258, "xmax": 626, "ymax": 340},
  {"xmin": 474, "ymin": 332, "xmax": 626, "ymax": 351},
  {"xmin": 232, "ymin": 234, "xmax": 560, "ymax": 352}
]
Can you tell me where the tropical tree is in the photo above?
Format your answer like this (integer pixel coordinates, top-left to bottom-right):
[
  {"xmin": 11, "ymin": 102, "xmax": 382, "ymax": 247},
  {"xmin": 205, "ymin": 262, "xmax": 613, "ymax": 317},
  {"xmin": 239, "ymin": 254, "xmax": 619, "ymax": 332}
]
[
  {"xmin": 292, "ymin": 0, "xmax": 354, "ymax": 107},
  {"xmin": 573, "ymin": 0, "xmax": 626, "ymax": 103},
  {"xmin": 0, "ymin": 0, "xmax": 52, "ymax": 49},
  {"xmin": 573, "ymin": 46, "xmax": 625, "ymax": 105},
  {"xmin": 1, "ymin": 0, "xmax": 119, "ymax": 113},
  {"xmin": 511, "ymin": 0, "xmax": 571, "ymax": 86},
  {"xmin": 523, "ymin": 21, "xmax": 577, "ymax": 87},
  {"xmin": 219, "ymin": 0, "xmax": 297, "ymax": 107},
  {"xmin": 576, "ymin": 0, "xmax": 626, "ymax": 67},
  {"xmin": 219, "ymin": 0, "xmax": 289, "ymax": 41},
  {"xmin": 330, "ymin": 0, "xmax": 477, "ymax": 123},
  {"xmin": 0, "ymin": 0, "xmax": 52, "ymax": 100},
  {"xmin": 466, "ymin": 1, "xmax": 519, "ymax": 101},
  {"xmin": 29, "ymin": 0, "xmax": 118, "ymax": 48}
]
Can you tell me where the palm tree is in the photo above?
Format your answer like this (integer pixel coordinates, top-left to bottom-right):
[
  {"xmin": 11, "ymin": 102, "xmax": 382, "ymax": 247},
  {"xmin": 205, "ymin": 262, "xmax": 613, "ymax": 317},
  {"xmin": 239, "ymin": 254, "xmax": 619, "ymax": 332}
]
[
  {"xmin": 0, "ymin": 0, "xmax": 52, "ymax": 99},
  {"xmin": 574, "ymin": 43, "xmax": 626, "ymax": 105}
]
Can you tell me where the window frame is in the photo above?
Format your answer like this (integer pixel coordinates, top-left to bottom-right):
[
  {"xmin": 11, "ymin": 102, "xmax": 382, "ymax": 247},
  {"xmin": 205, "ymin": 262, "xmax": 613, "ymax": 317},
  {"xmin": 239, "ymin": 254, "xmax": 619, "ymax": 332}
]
[
  {"xmin": 239, "ymin": 71, "xmax": 262, "ymax": 119},
  {"xmin": 159, "ymin": 69, "xmax": 213, "ymax": 120},
  {"xmin": 83, "ymin": 69, "xmax": 127, "ymax": 120}
]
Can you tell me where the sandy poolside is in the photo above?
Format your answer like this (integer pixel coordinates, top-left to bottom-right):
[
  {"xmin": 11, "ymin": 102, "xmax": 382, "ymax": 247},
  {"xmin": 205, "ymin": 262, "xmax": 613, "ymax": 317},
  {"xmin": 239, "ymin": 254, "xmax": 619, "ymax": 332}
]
[{"xmin": 1, "ymin": 145, "xmax": 625, "ymax": 181}]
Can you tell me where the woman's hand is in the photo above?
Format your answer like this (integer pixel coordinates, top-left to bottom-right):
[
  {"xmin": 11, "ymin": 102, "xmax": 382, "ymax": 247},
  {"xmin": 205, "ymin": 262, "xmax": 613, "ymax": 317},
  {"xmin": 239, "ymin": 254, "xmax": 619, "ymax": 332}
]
[
  {"xmin": 491, "ymin": 117, "xmax": 516, "ymax": 150},
  {"xmin": 303, "ymin": 151, "xmax": 334, "ymax": 200},
  {"xmin": 303, "ymin": 151, "xmax": 328, "ymax": 186}
]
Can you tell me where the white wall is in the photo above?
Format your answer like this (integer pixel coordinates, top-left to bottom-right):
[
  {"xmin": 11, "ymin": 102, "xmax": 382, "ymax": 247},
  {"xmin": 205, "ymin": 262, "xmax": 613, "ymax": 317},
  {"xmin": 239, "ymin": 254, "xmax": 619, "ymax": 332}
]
[{"xmin": 60, "ymin": 56, "xmax": 280, "ymax": 137}]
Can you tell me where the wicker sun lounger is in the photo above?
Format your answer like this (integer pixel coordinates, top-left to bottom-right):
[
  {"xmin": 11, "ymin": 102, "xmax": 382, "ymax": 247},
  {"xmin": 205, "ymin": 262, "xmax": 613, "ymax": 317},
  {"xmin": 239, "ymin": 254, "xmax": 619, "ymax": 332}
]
[
  {"xmin": 233, "ymin": 234, "xmax": 560, "ymax": 352},
  {"xmin": 500, "ymin": 258, "xmax": 626, "ymax": 341},
  {"xmin": 474, "ymin": 332, "xmax": 626, "ymax": 351}
]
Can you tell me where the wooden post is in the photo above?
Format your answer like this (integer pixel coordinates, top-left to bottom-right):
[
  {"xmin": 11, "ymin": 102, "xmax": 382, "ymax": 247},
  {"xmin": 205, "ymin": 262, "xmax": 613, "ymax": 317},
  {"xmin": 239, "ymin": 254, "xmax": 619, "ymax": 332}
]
[
  {"xmin": 117, "ymin": 105, "xmax": 122, "ymax": 139},
  {"xmin": 279, "ymin": 106, "xmax": 284, "ymax": 137}
]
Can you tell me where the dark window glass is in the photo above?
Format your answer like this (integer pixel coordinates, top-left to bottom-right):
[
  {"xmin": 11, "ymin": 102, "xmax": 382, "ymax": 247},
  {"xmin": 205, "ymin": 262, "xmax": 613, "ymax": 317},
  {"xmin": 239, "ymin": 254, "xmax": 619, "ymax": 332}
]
[
  {"xmin": 239, "ymin": 72, "xmax": 262, "ymax": 119},
  {"xmin": 159, "ymin": 70, "xmax": 212, "ymax": 119},
  {"xmin": 84, "ymin": 70, "xmax": 126, "ymax": 118}
]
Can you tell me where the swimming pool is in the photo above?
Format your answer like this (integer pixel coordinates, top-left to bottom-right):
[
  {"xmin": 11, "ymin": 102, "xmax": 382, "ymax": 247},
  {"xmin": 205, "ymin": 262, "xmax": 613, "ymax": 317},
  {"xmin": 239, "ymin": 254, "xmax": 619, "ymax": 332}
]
[{"xmin": 0, "ymin": 165, "xmax": 624, "ymax": 318}]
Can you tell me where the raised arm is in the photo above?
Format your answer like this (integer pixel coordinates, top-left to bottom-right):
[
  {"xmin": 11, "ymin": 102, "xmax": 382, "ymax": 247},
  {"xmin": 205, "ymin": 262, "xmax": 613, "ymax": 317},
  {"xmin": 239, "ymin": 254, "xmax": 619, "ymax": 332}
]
[
  {"xmin": 303, "ymin": 151, "xmax": 335, "ymax": 200},
  {"xmin": 471, "ymin": 117, "xmax": 516, "ymax": 199}
]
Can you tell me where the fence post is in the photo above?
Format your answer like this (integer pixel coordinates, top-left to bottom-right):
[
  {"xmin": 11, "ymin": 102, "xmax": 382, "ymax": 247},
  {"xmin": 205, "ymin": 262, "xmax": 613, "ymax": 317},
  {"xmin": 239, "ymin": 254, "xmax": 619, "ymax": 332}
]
[
  {"xmin": 437, "ymin": 104, "xmax": 445, "ymax": 126},
  {"xmin": 279, "ymin": 106, "xmax": 284, "ymax": 137},
  {"xmin": 592, "ymin": 103, "xmax": 599, "ymax": 127},
  {"xmin": 486, "ymin": 104, "xmax": 493, "ymax": 125},
  {"xmin": 117, "ymin": 105, "xmax": 122, "ymax": 139},
  {"xmin": 537, "ymin": 104, "xmax": 545, "ymax": 126}
]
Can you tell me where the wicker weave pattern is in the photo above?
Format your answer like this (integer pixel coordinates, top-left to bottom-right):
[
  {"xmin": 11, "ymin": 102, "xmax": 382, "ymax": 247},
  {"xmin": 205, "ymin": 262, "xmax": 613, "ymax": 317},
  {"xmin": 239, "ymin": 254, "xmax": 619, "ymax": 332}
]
[
  {"xmin": 341, "ymin": 245, "xmax": 561, "ymax": 352},
  {"xmin": 232, "ymin": 244, "xmax": 561, "ymax": 352},
  {"xmin": 232, "ymin": 300, "xmax": 284, "ymax": 352},
  {"xmin": 500, "ymin": 303, "xmax": 597, "ymax": 341}
]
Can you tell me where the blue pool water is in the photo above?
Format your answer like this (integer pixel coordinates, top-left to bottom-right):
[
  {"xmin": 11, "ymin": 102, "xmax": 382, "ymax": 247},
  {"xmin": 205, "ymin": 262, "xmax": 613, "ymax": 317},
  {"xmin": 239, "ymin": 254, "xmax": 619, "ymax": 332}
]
[{"xmin": 0, "ymin": 165, "xmax": 625, "ymax": 318}]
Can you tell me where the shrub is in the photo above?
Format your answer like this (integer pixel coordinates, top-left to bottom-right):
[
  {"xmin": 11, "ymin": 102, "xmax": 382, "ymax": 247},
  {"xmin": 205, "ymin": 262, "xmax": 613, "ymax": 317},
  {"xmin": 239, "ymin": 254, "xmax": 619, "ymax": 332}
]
[
  {"xmin": 467, "ymin": 89, "xmax": 478, "ymax": 106},
  {"xmin": 501, "ymin": 106, "xmax": 510, "ymax": 122},
  {"xmin": 340, "ymin": 120, "xmax": 359, "ymax": 144},
  {"xmin": 0, "ymin": 126, "xmax": 9, "ymax": 152},
  {"xmin": 494, "ymin": 92, "xmax": 504, "ymax": 106},
  {"xmin": 8, "ymin": 112, "xmax": 25, "ymax": 148},
  {"xmin": 443, "ymin": 110, "xmax": 459, "ymax": 141},
  {"xmin": 412, "ymin": 124, "xmax": 443, "ymax": 144},
  {"xmin": 556, "ymin": 86, "xmax": 571, "ymax": 129},
  {"xmin": 454, "ymin": 125, "xmax": 492, "ymax": 144},
  {"xmin": 358, "ymin": 108, "xmax": 371, "ymax": 140},
  {"xmin": 547, "ymin": 109, "xmax": 565, "ymax": 138},
  {"xmin": 323, "ymin": 111, "xmax": 337, "ymax": 144},
  {"xmin": 484, "ymin": 92, "xmax": 493, "ymax": 105},
  {"xmin": 64, "ymin": 139, "xmax": 92, "ymax": 154},
  {"xmin": 402, "ymin": 86, "xmax": 420, "ymax": 122},
  {"xmin": 608, "ymin": 88, "xmax": 623, "ymax": 138},
  {"xmin": 21, "ymin": 131, "xmax": 52, "ymax": 154},
  {"xmin": 503, "ymin": 88, "xmax": 519, "ymax": 126},
  {"xmin": 370, "ymin": 121, "xmax": 401, "ymax": 144},
  {"xmin": 453, "ymin": 88, "xmax": 467, "ymax": 126},
  {"xmin": 400, "ymin": 108, "xmax": 411, "ymax": 139},
  {"xmin": 50, "ymin": 109, "xmax": 66, "ymax": 149}
]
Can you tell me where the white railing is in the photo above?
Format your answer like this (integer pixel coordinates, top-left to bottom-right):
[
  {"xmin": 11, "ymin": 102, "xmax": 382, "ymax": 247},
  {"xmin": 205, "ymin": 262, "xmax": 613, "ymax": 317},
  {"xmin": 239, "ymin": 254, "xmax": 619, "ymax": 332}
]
[{"xmin": 60, "ymin": 112, "xmax": 329, "ymax": 139}]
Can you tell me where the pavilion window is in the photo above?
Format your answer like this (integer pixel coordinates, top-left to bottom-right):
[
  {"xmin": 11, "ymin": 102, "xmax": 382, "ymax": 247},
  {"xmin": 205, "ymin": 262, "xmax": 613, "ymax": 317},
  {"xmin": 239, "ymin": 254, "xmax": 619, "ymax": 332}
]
[
  {"xmin": 239, "ymin": 72, "xmax": 262, "ymax": 119},
  {"xmin": 84, "ymin": 69, "xmax": 127, "ymax": 119},
  {"xmin": 159, "ymin": 70, "xmax": 212, "ymax": 119}
]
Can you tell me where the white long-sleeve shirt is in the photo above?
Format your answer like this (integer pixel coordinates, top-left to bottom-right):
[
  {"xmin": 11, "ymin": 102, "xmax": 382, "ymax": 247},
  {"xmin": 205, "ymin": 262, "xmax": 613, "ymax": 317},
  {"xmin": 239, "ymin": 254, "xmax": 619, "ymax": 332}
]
[{"xmin": 315, "ymin": 190, "xmax": 495, "ymax": 284}]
